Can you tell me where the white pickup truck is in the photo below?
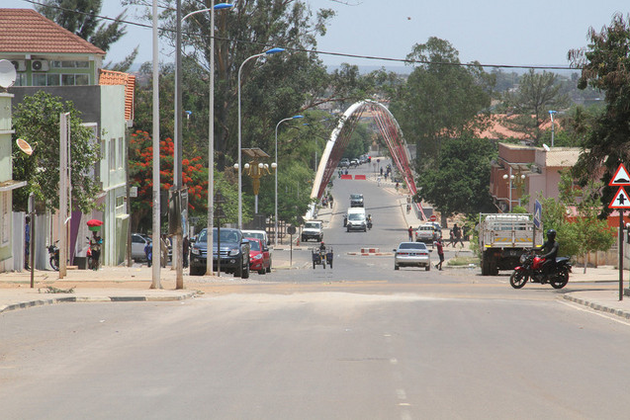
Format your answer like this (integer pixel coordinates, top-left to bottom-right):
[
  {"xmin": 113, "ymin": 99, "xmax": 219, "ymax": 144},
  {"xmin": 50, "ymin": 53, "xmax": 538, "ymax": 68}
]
[{"xmin": 301, "ymin": 220, "xmax": 324, "ymax": 242}]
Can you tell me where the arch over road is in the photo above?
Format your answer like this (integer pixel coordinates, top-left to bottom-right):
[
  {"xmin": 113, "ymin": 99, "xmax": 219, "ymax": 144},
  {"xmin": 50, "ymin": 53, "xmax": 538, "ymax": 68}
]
[{"xmin": 310, "ymin": 100, "xmax": 423, "ymax": 218}]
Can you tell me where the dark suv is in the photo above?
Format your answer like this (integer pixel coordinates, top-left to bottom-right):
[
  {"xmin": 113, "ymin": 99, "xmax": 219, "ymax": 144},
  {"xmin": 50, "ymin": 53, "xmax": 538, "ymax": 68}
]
[
  {"xmin": 189, "ymin": 228, "xmax": 250, "ymax": 278},
  {"xmin": 350, "ymin": 193, "xmax": 364, "ymax": 207}
]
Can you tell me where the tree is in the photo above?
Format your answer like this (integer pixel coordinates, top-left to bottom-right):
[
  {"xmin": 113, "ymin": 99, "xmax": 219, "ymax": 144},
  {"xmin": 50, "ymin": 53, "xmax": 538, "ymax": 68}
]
[
  {"xmin": 537, "ymin": 173, "xmax": 615, "ymax": 269},
  {"xmin": 128, "ymin": 130, "xmax": 227, "ymax": 232},
  {"xmin": 12, "ymin": 91, "xmax": 100, "ymax": 213},
  {"xmin": 502, "ymin": 69, "xmax": 570, "ymax": 144},
  {"xmin": 415, "ymin": 134, "xmax": 496, "ymax": 219},
  {"xmin": 388, "ymin": 37, "xmax": 494, "ymax": 165},
  {"xmin": 568, "ymin": 13, "xmax": 630, "ymax": 213},
  {"xmin": 36, "ymin": 0, "xmax": 138, "ymax": 71}
]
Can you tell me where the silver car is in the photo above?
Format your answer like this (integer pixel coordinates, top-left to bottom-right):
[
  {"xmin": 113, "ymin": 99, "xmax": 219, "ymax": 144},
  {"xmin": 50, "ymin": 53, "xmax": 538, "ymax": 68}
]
[{"xmin": 393, "ymin": 241, "xmax": 432, "ymax": 271}]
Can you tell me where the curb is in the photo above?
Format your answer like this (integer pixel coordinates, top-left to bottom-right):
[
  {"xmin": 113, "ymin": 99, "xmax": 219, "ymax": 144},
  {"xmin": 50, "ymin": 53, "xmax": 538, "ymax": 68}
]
[
  {"xmin": 0, "ymin": 291, "xmax": 197, "ymax": 314},
  {"xmin": 562, "ymin": 294, "xmax": 630, "ymax": 320}
]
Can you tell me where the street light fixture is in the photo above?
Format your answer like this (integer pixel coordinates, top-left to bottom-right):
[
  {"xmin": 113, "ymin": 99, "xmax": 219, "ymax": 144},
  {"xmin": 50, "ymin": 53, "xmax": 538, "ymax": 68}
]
[
  {"xmin": 503, "ymin": 170, "xmax": 526, "ymax": 212},
  {"xmin": 274, "ymin": 114, "xmax": 303, "ymax": 246},
  {"xmin": 175, "ymin": 2, "xmax": 233, "ymax": 278},
  {"xmin": 238, "ymin": 47, "xmax": 285, "ymax": 229},
  {"xmin": 549, "ymin": 110, "xmax": 558, "ymax": 147}
]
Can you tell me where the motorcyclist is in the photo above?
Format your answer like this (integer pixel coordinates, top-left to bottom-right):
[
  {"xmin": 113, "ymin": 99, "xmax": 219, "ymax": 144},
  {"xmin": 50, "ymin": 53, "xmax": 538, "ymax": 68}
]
[
  {"xmin": 538, "ymin": 229, "xmax": 559, "ymax": 275},
  {"xmin": 319, "ymin": 241, "xmax": 326, "ymax": 252}
]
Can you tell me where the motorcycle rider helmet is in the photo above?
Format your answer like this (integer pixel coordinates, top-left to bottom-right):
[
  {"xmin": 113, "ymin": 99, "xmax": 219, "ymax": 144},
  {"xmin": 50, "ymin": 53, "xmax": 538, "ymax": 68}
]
[{"xmin": 546, "ymin": 229, "xmax": 556, "ymax": 241}]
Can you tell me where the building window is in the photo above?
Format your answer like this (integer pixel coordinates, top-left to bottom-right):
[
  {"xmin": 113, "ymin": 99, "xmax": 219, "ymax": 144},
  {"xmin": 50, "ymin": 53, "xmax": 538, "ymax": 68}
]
[
  {"xmin": 61, "ymin": 74, "xmax": 90, "ymax": 86},
  {"xmin": 14, "ymin": 73, "xmax": 27, "ymax": 86},
  {"xmin": 117, "ymin": 137, "xmax": 123, "ymax": 169},
  {"xmin": 50, "ymin": 60, "xmax": 90, "ymax": 69},
  {"xmin": 109, "ymin": 138, "xmax": 116, "ymax": 171},
  {"xmin": 32, "ymin": 73, "xmax": 60, "ymax": 86}
]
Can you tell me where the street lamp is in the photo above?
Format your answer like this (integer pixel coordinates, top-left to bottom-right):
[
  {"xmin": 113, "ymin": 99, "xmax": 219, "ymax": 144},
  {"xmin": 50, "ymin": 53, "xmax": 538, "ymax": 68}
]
[
  {"xmin": 274, "ymin": 115, "xmax": 303, "ymax": 246},
  {"xmin": 503, "ymin": 169, "xmax": 526, "ymax": 212},
  {"xmin": 176, "ymin": 3, "xmax": 233, "ymax": 278},
  {"xmin": 238, "ymin": 47, "xmax": 285, "ymax": 229},
  {"xmin": 549, "ymin": 110, "xmax": 558, "ymax": 147}
]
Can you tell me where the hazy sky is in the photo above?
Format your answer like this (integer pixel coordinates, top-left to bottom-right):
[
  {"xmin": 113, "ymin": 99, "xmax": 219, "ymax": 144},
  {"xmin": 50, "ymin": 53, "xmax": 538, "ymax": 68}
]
[{"xmin": 5, "ymin": 0, "xmax": 630, "ymax": 71}]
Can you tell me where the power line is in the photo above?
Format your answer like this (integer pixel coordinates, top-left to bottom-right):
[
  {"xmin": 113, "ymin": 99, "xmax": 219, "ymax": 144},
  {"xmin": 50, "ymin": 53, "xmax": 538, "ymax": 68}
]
[{"xmin": 20, "ymin": 0, "xmax": 578, "ymax": 71}]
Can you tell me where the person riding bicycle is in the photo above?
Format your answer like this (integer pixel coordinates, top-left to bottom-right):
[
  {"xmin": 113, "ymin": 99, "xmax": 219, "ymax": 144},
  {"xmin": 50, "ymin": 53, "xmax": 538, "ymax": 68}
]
[{"xmin": 538, "ymin": 229, "xmax": 559, "ymax": 275}]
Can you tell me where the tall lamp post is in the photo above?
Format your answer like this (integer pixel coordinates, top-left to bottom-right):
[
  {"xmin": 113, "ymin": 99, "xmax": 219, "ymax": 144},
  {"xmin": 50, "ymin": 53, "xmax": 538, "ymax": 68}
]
[
  {"xmin": 237, "ymin": 47, "xmax": 285, "ymax": 229},
  {"xmin": 178, "ymin": 3, "xmax": 233, "ymax": 278},
  {"xmin": 549, "ymin": 110, "xmax": 557, "ymax": 147},
  {"xmin": 503, "ymin": 168, "xmax": 526, "ymax": 212},
  {"xmin": 274, "ymin": 115, "xmax": 303, "ymax": 246}
]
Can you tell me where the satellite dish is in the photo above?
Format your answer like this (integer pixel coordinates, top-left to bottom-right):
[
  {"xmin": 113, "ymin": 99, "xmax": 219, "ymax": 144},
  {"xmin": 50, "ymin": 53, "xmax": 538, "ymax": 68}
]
[
  {"xmin": 543, "ymin": 144, "xmax": 550, "ymax": 151},
  {"xmin": 16, "ymin": 138, "xmax": 33, "ymax": 156},
  {"xmin": 0, "ymin": 59, "xmax": 17, "ymax": 90}
]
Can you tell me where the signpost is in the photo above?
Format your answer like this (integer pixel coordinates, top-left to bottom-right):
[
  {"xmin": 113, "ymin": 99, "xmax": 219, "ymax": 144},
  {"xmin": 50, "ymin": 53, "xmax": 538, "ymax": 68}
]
[{"xmin": 608, "ymin": 163, "xmax": 630, "ymax": 301}]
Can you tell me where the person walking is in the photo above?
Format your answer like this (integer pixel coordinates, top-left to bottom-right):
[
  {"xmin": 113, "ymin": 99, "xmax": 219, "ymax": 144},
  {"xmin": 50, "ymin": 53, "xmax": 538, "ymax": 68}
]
[
  {"xmin": 408, "ymin": 226, "xmax": 414, "ymax": 241},
  {"xmin": 453, "ymin": 223, "xmax": 464, "ymax": 248},
  {"xmin": 435, "ymin": 237, "xmax": 444, "ymax": 270},
  {"xmin": 144, "ymin": 240, "xmax": 153, "ymax": 267}
]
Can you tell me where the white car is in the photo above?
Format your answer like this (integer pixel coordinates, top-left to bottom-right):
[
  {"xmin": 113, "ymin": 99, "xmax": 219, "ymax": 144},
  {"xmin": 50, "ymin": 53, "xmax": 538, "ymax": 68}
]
[{"xmin": 393, "ymin": 241, "xmax": 432, "ymax": 271}]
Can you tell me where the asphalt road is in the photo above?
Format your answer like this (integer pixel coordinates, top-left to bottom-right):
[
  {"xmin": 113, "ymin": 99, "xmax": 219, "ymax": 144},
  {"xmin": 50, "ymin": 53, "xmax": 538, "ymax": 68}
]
[{"xmin": 2, "ymin": 162, "xmax": 629, "ymax": 419}]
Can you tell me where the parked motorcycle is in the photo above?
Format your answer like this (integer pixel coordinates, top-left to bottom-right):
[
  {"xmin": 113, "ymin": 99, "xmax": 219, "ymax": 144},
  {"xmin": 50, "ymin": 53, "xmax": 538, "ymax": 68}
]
[
  {"xmin": 510, "ymin": 249, "xmax": 572, "ymax": 289},
  {"xmin": 47, "ymin": 240, "xmax": 60, "ymax": 271}
]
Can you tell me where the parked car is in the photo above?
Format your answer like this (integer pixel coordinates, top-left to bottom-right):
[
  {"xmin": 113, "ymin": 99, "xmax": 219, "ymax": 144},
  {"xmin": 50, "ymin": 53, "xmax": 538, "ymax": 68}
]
[
  {"xmin": 131, "ymin": 233, "xmax": 151, "ymax": 261},
  {"xmin": 189, "ymin": 228, "xmax": 250, "ymax": 278},
  {"xmin": 350, "ymin": 158, "xmax": 360, "ymax": 167},
  {"xmin": 393, "ymin": 241, "xmax": 432, "ymax": 271},
  {"xmin": 350, "ymin": 193, "xmax": 364, "ymax": 207},
  {"xmin": 415, "ymin": 224, "xmax": 439, "ymax": 245},
  {"xmin": 339, "ymin": 158, "xmax": 350, "ymax": 168},
  {"xmin": 246, "ymin": 237, "xmax": 271, "ymax": 274},
  {"xmin": 241, "ymin": 229, "xmax": 270, "ymax": 246}
]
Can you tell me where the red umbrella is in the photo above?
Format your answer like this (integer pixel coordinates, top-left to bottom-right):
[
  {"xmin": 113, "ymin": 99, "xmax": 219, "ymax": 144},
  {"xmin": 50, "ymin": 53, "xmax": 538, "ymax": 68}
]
[{"xmin": 87, "ymin": 219, "xmax": 103, "ymax": 227}]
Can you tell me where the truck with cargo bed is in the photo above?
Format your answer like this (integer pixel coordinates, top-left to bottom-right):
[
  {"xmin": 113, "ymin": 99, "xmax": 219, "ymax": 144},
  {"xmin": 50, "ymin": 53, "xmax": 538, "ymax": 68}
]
[{"xmin": 477, "ymin": 213, "xmax": 543, "ymax": 276}]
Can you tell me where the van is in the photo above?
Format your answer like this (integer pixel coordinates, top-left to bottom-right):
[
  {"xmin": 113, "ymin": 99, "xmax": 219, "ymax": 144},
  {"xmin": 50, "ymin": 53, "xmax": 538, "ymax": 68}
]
[{"xmin": 346, "ymin": 207, "xmax": 367, "ymax": 232}]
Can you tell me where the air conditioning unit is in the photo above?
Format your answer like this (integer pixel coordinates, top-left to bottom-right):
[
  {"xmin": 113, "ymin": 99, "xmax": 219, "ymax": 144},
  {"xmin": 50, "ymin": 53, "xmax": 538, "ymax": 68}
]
[
  {"xmin": 10, "ymin": 60, "xmax": 26, "ymax": 71},
  {"xmin": 31, "ymin": 60, "xmax": 49, "ymax": 71}
]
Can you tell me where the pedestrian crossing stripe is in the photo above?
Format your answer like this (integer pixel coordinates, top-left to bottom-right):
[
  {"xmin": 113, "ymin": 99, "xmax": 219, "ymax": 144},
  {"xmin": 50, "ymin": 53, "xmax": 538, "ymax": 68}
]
[
  {"xmin": 609, "ymin": 187, "xmax": 630, "ymax": 209},
  {"xmin": 609, "ymin": 163, "xmax": 630, "ymax": 186}
]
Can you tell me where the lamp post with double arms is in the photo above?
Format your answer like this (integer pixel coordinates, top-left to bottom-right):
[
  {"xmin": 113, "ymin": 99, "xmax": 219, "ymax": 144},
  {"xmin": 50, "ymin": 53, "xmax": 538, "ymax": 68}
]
[
  {"xmin": 237, "ymin": 47, "xmax": 285, "ymax": 229},
  {"xmin": 274, "ymin": 115, "xmax": 303, "ymax": 246}
]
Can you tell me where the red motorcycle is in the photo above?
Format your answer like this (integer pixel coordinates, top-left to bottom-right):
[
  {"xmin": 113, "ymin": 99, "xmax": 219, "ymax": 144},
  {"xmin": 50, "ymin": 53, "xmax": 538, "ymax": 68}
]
[{"xmin": 510, "ymin": 250, "xmax": 572, "ymax": 289}]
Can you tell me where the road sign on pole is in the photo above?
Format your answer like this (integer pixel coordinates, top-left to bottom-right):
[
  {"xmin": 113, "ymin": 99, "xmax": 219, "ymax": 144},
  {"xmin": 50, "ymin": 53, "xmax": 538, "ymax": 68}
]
[
  {"xmin": 608, "ymin": 187, "xmax": 630, "ymax": 209},
  {"xmin": 609, "ymin": 163, "xmax": 630, "ymax": 186},
  {"xmin": 533, "ymin": 200, "xmax": 542, "ymax": 229}
]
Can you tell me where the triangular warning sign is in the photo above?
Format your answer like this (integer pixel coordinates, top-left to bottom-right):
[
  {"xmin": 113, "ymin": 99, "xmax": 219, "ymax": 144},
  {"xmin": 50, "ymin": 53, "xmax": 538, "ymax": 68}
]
[
  {"xmin": 609, "ymin": 163, "xmax": 630, "ymax": 186},
  {"xmin": 609, "ymin": 187, "xmax": 630, "ymax": 209}
]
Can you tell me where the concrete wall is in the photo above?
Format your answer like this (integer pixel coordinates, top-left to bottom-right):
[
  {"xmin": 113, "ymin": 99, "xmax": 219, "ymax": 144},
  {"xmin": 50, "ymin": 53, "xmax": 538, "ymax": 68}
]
[{"xmin": 0, "ymin": 93, "xmax": 14, "ymax": 271}]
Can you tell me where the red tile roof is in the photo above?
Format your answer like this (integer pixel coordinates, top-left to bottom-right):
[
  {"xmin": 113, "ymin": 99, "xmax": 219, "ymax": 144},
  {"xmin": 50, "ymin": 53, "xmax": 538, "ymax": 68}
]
[
  {"xmin": 0, "ymin": 9, "xmax": 105, "ymax": 55},
  {"xmin": 99, "ymin": 69, "xmax": 135, "ymax": 121}
]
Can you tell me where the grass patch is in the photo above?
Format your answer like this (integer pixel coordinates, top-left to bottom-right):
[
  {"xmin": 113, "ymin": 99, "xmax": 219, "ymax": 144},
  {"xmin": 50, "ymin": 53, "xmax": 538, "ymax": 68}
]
[
  {"xmin": 447, "ymin": 255, "xmax": 479, "ymax": 267},
  {"xmin": 39, "ymin": 286, "xmax": 75, "ymax": 294}
]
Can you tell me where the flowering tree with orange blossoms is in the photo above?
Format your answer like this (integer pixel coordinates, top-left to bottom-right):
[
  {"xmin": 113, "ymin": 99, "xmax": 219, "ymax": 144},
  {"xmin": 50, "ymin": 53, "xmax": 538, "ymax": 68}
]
[{"xmin": 129, "ymin": 130, "xmax": 207, "ymax": 232}]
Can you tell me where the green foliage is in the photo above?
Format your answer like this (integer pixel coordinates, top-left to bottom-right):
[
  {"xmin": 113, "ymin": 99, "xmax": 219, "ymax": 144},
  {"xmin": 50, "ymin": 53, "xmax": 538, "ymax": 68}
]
[
  {"xmin": 538, "ymin": 173, "xmax": 615, "ymax": 259},
  {"xmin": 37, "ymin": 0, "xmax": 127, "ymax": 52},
  {"xmin": 416, "ymin": 134, "xmax": 496, "ymax": 218},
  {"xmin": 12, "ymin": 91, "xmax": 100, "ymax": 213},
  {"xmin": 502, "ymin": 69, "xmax": 570, "ymax": 144},
  {"xmin": 388, "ymin": 37, "xmax": 494, "ymax": 163},
  {"xmin": 568, "ymin": 13, "xmax": 630, "ymax": 213}
]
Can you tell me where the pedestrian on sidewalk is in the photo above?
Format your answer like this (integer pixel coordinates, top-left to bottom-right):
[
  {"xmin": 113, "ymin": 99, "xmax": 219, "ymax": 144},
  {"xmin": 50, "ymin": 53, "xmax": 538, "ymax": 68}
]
[
  {"xmin": 453, "ymin": 223, "xmax": 464, "ymax": 248},
  {"xmin": 435, "ymin": 237, "xmax": 444, "ymax": 270},
  {"xmin": 408, "ymin": 226, "xmax": 414, "ymax": 241},
  {"xmin": 182, "ymin": 235, "xmax": 190, "ymax": 269},
  {"xmin": 329, "ymin": 195, "xmax": 334, "ymax": 209}
]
